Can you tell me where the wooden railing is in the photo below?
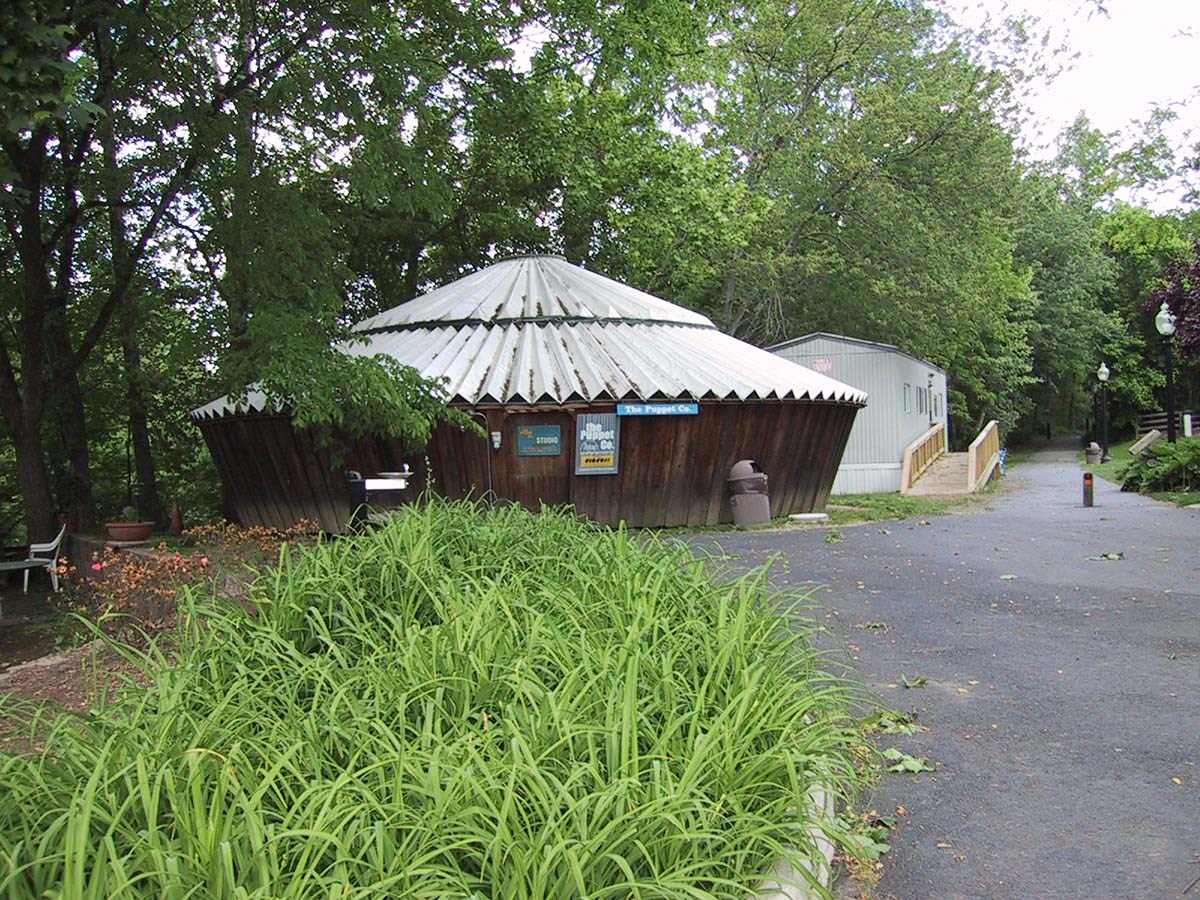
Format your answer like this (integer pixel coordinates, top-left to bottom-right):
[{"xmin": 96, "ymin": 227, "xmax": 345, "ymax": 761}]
[
  {"xmin": 967, "ymin": 420, "xmax": 1001, "ymax": 492},
  {"xmin": 900, "ymin": 422, "xmax": 947, "ymax": 494}
]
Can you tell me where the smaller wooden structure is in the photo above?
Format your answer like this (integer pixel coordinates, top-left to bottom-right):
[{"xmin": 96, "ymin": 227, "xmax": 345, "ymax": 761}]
[{"xmin": 769, "ymin": 333, "xmax": 948, "ymax": 494}]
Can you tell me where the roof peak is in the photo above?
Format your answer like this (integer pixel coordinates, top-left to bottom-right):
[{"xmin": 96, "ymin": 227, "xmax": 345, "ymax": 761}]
[{"xmin": 352, "ymin": 255, "xmax": 714, "ymax": 334}]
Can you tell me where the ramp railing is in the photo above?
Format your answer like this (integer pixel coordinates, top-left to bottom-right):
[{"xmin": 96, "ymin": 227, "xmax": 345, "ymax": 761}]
[
  {"xmin": 900, "ymin": 422, "xmax": 947, "ymax": 494},
  {"xmin": 967, "ymin": 420, "xmax": 1001, "ymax": 492}
]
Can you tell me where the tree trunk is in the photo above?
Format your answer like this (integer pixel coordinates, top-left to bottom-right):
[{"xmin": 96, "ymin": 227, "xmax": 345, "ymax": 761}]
[
  {"xmin": 121, "ymin": 300, "xmax": 165, "ymax": 524},
  {"xmin": 51, "ymin": 371, "xmax": 98, "ymax": 532},
  {"xmin": 13, "ymin": 420, "xmax": 57, "ymax": 543},
  {"xmin": 44, "ymin": 295, "xmax": 98, "ymax": 531},
  {"xmin": 225, "ymin": 1, "xmax": 259, "ymax": 352}
]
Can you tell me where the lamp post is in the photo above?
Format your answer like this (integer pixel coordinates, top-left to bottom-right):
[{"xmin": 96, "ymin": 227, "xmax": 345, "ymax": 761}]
[
  {"xmin": 1096, "ymin": 362, "xmax": 1111, "ymax": 462},
  {"xmin": 1155, "ymin": 301, "xmax": 1177, "ymax": 443}
]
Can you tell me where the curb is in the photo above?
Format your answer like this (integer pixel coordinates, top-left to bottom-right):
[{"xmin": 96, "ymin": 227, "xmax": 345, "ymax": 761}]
[{"xmin": 758, "ymin": 783, "xmax": 837, "ymax": 900}]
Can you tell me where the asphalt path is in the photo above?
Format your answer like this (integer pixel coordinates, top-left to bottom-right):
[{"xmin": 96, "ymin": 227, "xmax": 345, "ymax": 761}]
[{"xmin": 688, "ymin": 441, "xmax": 1200, "ymax": 900}]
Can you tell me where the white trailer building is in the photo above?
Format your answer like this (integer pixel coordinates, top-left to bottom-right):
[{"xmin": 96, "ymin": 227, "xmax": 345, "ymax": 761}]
[{"xmin": 769, "ymin": 333, "xmax": 948, "ymax": 494}]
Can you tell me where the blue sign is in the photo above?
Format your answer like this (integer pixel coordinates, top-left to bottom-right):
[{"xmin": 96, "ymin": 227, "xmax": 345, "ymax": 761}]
[
  {"xmin": 616, "ymin": 402, "xmax": 699, "ymax": 417},
  {"xmin": 516, "ymin": 425, "xmax": 562, "ymax": 456}
]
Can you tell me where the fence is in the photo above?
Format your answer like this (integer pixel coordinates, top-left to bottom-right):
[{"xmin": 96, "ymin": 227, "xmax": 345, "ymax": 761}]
[{"xmin": 1136, "ymin": 411, "xmax": 1194, "ymax": 437}]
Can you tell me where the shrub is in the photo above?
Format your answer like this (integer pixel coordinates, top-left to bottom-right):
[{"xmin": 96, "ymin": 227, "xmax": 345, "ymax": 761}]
[
  {"xmin": 1120, "ymin": 437, "xmax": 1200, "ymax": 493},
  {"xmin": 60, "ymin": 519, "xmax": 315, "ymax": 640},
  {"xmin": 0, "ymin": 500, "xmax": 865, "ymax": 898}
]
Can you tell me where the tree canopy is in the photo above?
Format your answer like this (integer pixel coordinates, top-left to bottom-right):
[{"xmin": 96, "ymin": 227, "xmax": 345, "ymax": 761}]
[{"xmin": 2, "ymin": 0, "xmax": 1196, "ymax": 539}]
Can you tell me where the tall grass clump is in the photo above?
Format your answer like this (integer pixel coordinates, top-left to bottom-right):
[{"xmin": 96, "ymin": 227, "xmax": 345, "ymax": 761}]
[{"xmin": 0, "ymin": 500, "xmax": 864, "ymax": 898}]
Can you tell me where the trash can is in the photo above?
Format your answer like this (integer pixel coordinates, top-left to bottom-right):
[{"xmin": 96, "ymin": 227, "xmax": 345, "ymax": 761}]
[
  {"xmin": 1085, "ymin": 442, "xmax": 1102, "ymax": 464},
  {"xmin": 728, "ymin": 459, "xmax": 770, "ymax": 526}
]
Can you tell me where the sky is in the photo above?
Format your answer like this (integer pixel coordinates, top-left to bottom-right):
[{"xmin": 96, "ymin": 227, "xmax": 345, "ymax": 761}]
[{"xmin": 936, "ymin": 0, "xmax": 1200, "ymax": 203}]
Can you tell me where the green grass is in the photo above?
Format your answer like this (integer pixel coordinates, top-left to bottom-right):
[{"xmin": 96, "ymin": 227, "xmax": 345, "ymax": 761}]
[
  {"xmin": 0, "ymin": 500, "xmax": 870, "ymax": 898},
  {"xmin": 1001, "ymin": 445, "xmax": 1038, "ymax": 468},
  {"xmin": 1149, "ymin": 490, "xmax": 1200, "ymax": 507},
  {"xmin": 1080, "ymin": 439, "xmax": 1135, "ymax": 485},
  {"xmin": 822, "ymin": 493, "xmax": 970, "ymax": 526}
]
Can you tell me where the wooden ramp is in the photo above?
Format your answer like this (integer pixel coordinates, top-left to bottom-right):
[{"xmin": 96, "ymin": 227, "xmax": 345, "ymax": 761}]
[{"xmin": 906, "ymin": 452, "xmax": 970, "ymax": 497}]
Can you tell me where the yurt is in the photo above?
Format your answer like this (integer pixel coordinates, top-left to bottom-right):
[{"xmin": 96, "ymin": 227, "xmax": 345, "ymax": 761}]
[{"xmin": 192, "ymin": 255, "xmax": 866, "ymax": 529}]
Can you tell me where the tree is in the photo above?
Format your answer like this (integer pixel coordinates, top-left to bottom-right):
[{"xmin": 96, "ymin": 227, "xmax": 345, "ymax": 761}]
[{"xmin": 2, "ymin": 0, "xmax": 491, "ymax": 539}]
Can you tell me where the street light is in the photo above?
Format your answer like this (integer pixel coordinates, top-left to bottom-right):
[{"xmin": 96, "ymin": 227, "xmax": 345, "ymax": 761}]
[
  {"xmin": 1096, "ymin": 362, "xmax": 1111, "ymax": 462},
  {"xmin": 1154, "ymin": 301, "xmax": 1177, "ymax": 443}
]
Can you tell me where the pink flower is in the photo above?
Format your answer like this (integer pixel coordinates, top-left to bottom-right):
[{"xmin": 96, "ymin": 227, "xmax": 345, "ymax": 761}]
[
  {"xmin": 91, "ymin": 562, "xmax": 104, "ymax": 572},
  {"xmin": 199, "ymin": 556, "xmax": 209, "ymax": 566}
]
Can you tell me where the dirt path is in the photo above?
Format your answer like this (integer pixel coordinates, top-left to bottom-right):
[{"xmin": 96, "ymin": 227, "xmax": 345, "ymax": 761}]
[{"xmin": 691, "ymin": 441, "xmax": 1200, "ymax": 899}]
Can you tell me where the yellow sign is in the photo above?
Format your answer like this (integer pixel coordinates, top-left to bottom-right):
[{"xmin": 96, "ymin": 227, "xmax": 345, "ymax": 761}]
[{"xmin": 579, "ymin": 453, "xmax": 615, "ymax": 468}]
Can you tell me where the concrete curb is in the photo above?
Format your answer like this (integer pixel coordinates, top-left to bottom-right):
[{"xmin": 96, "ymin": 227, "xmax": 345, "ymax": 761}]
[{"xmin": 758, "ymin": 783, "xmax": 836, "ymax": 900}]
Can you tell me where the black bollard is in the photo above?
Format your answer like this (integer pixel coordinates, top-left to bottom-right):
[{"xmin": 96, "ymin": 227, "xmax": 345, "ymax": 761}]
[{"xmin": 1082, "ymin": 471, "xmax": 1094, "ymax": 508}]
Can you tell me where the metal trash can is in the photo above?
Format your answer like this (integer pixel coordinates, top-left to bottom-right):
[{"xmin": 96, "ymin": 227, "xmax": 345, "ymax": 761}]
[
  {"xmin": 1085, "ymin": 442, "xmax": 1102, "ymax": 465},
  {"xmin": 728, "ymin": 459, "xmax": 770, "ymax": 526}
]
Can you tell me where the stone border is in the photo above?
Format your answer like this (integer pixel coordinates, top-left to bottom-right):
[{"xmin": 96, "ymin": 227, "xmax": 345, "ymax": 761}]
[{"xmin": 758, "ymin": 783, "xmax": 836, "ymax": 899}]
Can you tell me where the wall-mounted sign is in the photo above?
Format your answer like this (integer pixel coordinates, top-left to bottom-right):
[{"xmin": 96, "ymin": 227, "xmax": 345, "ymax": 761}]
[
  {"xmin": 516, "ymin": 424, "xmax": 562, "ymax": 456},
  {"xmin": 616, "ymin": 402, "xmax": 699, "ymax": 417},
  {"xmin": 576, "ymin": 413, "xmax": 619, "ymax": 474},
  {"xmin": 810, "ymin": 356, "xmax": 834, "ymax": 375}
]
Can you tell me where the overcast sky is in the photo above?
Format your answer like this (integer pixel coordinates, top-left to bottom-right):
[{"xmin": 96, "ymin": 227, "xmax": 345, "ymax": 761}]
[{"xmin": 937, "ymin": 0, "xmax": 1199, "ymax": 146}]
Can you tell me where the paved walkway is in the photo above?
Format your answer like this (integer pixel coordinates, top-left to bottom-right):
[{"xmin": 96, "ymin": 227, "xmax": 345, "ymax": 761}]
[{"xmin": 690, "ymin": 441, "xmax": 1200, "ymax": 899}]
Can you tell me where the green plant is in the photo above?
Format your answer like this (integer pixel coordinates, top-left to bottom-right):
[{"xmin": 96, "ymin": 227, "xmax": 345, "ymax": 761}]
[
  {"xmin": 837, "ymin": 814, "xmax": 896, "ymax": 862},
  {"xmin": 1119, "ymin": 437, "xmax": 1200, "ymax": 493},
  {"xmin": 860, "ymin": 711, "xmax": 921, "ymax": 736},
  {"xmin": 0, "ymin": 500, "xmax": 872, "ymax": 897},
  {"xmin": 881, "ymin": 749, "xmax": 936, "ymax": 773}
]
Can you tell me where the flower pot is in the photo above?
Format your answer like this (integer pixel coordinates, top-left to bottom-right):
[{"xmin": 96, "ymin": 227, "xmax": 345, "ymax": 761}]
[{"xmin": 105, "ymin": 521, "xmax": 156, "ymax": 542}]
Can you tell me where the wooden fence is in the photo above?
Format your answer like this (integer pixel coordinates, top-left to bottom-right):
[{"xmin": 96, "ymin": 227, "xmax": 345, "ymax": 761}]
[{"xmin": 1136, "ymin": 411, "xmax": 1194, "ymax": 437}]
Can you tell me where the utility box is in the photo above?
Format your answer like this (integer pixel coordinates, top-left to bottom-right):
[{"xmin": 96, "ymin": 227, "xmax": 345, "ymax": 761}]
[{"xmin": 728, "ymin": 460, "xmax": 770, "ymax": 526}]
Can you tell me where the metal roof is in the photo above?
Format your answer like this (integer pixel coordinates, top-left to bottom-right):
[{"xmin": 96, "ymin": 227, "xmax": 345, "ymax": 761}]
[
  {"xmin": 769, "ymin": 332, "xmax": 946, "ymax": 375},
  {"xmin": 193, "ymin": 256, "xmax": 866, "ymax": 419},
  {"xmin": 352, "ymin": 254, "xmax": 713, "ymax": 332}
]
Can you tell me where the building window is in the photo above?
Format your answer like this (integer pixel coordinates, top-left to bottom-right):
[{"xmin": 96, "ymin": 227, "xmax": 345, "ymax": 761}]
[
  {"xmin": 904, "ymin": 384, "xmax": 912, "ymax": 413},
  {"xmin": 917, "ymin": 387, "xmax": 927, "ymax": 416}
]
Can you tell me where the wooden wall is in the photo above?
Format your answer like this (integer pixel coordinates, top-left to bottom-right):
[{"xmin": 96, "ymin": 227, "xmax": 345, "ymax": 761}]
[{"xmin": 196, "ymin": 400, "xmax": 859, "ymax": 531}]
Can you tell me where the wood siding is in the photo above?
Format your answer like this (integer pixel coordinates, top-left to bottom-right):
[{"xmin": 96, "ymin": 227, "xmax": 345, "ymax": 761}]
[{"xmin": 196, "ymin": 400, "xmax": 858, "ymax": 530}]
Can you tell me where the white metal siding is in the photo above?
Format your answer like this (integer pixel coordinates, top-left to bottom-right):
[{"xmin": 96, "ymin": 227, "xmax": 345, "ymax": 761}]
[{"xmin": 771, "ymin": 334, "xmax": 946, "ymax": 494}]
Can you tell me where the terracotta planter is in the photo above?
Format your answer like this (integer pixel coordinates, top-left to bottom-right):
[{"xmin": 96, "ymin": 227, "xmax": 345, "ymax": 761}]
[{"xmin": 105, "ymin": 521, "xmax": 156, "ymax": 542}]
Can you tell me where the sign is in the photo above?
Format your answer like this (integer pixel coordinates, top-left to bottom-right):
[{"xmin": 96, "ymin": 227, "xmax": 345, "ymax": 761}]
[
  {"xmin": 516, "ymin": 424, "xmax": 562, "ymax": 456},
  {"xmin": 616, "ymin": 402, "xmax": 699, "ymax": 417},
  {"xmin": 810, "ymin": 356, "xmax": 834, "ymax": 375},
  {"xmin": 576, "ymin": 413, "xmax": 619, "ymax": 474}
]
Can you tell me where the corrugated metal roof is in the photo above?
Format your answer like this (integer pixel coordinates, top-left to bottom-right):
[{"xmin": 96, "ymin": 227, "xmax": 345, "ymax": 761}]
[
  {"xmin": 769, "ymin": 332, "xmax": 946, "ymax": 375},
  {"xmin": 352, "ymin": 255, "xmax": 714, "ymax": 331},
  {"xmin": 193, "ymin": 256, "xmax": 866, "ymax": 419}
]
